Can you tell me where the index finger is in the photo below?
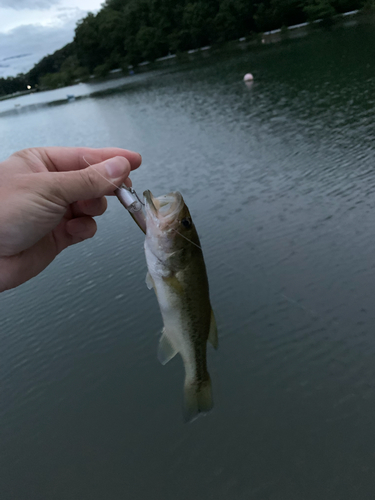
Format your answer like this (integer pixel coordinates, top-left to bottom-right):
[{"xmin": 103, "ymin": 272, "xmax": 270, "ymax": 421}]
[{"xmin": 37, "ymin": 147, "xmax": 142, "ymax": 173}]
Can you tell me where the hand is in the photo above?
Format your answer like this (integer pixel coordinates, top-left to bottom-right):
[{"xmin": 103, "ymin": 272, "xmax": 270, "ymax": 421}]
[{"xmin": 0, "ymin": 146, "xmax": 142, "ymax": 292}]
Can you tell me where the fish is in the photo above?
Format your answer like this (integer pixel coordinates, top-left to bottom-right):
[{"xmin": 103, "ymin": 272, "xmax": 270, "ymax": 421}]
[{"xmin": 143, "ymin": 190, "xmax": 218, "ymax": 422}]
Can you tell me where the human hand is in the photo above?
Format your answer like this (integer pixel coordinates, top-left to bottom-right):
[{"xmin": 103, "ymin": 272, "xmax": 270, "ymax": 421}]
[{"xmin": 0, "ymin": 146, "xmax": 142, "ymax": 292}]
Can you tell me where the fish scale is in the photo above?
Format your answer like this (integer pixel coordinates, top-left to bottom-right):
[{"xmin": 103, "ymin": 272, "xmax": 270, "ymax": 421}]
[{"xmin": 143, "ymin": 189, "xmax": 218, "ymax": 422}]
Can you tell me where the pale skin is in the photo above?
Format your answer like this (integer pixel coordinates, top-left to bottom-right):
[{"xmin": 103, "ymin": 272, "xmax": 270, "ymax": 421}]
[{"xmin": 0, "ymin": 146, "xmax": 142, "ymax": 292}]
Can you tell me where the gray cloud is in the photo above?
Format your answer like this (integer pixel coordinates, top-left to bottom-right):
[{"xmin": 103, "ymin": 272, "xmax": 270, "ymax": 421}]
[
  {"xmin": 0, "ymin": 0, "xmax": 60, "ymax": 10},
  {"xmin": 0, "ymin": 8, "xmax": 85, "ymax": 77},
  {"xmin": 3, "ymin": 53, "xmax": 31, "ymax": 61}
]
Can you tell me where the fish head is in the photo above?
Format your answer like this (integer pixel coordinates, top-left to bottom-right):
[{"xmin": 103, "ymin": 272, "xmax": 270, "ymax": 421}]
[{"xmin": 143, "ymin": 190, "xmax": 198, "ymax": 254}]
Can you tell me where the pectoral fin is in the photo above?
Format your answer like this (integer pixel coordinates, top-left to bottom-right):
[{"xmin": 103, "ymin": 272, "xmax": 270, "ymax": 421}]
[
  {"xmin": 157, "ymin": 330, "xmax": 178, "ymax": 365},
  {"xmin": 208, "ymin": 309, "xmax": 218, "ymax": 349},
  {"xmin": 146, "ymin": 272, "xmax": 154, "ymax": 290}
]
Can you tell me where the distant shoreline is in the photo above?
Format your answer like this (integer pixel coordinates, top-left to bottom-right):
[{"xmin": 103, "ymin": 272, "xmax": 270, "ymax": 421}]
[
  {"xmin": 0, "ymin": 88, "xmax": 37, "ymax": 102},
  {"xmin": 261, "ymin": 8, "xmax": 361, "ymax": 44},
  {"xmin": 107, "ymin": 9, "xmax": 363, "ymax": 78},
  {"xmin": 91, "ymin": 9, "xmax": 365, "ymax": 78},
  {"xmin": 0, "ymin": 8, "xmax": 366, "ymax": 101}
]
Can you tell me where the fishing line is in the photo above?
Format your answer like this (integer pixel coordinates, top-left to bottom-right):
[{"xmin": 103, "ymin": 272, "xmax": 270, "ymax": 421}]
[
  {"xmin": 82, "ymin": 156, "xmax": 202, "ymax": 249},
  {"xmin": 171, "ymin": 229, "xmax": 202, "ymax": 250},
  {"xmin": 82, "ymin": 156, "xmax": 122, "ymax": 189},
  {"xmin": 176, "ymin": 227, "xmax": 319, "ymax": 318},
  {"xmin": 81, "ymin": 156, "xmax": 317, "ymax": 318},
  {"xmin": 279, "ymin": 293, "xmax": 318, "ymax": 317}
]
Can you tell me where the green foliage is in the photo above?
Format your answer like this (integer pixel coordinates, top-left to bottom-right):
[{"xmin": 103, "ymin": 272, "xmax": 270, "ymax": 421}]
[
  {"xmin": 136, "ymin": 26, "xmax": 167, "ymax": 61},
  {"xmin": 27, "ymin": 43, "xmax": 76, "ymax": 86},
  {"xmin": 0, "ymin": 0, "xmax": 366, "ymax": 94},
  {"xmin": 74, "ymin": 13, "xmax": 103, "ymax": 72},
  {"xmin": 0, "ymin": 74, "xmax": 27, "ymax": 96},
  {"xmin": 361, "ymin": 0, "xmax": 375, "ymax": 11},
  {"xmin": 303, "ymin": 0, "xmax": 336, "ymax": 20},
  {"xmin": 183, "ymin": 2, "xmax": 213, "ymax": 47},
  {"xmin": 38, "ymin": 54, "xmax": 90, "ymax": 89},
  {"xmin": 39, "ymin": 72, "xmax": 66, "ymax": 89},
  {"xmin": 214, "ymin": 0, "xmax": 256, "ymax": 41},
  {"xmin": 93, "ymin": 63, "xmax": 111, "ymax": 77}
]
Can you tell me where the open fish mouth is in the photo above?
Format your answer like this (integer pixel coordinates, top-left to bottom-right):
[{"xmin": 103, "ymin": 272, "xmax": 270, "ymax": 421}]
[{"xmin": 144, "ymin": 190, "xmax": 184, "ymax": 220}]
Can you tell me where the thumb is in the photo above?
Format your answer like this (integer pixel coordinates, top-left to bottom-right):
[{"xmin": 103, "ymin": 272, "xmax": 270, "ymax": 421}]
[{"xmin": 53, "ymin": 156, "xmax": 131, "ymax": 204}]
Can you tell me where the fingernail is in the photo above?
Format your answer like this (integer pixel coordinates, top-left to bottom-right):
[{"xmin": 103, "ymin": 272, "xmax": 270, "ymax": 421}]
[{"xmin": 105, "ymin": 157, "xmax": 129, "ymax": 178}]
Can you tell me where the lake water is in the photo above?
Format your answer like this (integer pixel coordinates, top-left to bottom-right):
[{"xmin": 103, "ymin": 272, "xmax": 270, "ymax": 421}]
[{"xmin": 1, "ymin": 21, "xmax": 375, "ymax": 499}]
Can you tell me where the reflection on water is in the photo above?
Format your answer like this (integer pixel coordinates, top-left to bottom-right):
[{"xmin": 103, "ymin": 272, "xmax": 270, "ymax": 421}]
[
  {"xmin": 0, "ymin": 74, "xmax": 149, "ymax": 116},
  {"xmin": 1, "ymin": 22, "xmax": 375, "ymax": 499}
]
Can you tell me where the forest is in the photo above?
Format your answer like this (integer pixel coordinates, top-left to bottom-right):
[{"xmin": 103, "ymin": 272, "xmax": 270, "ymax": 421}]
[{"xmin": 0, "ymin": 0, "xmax": 368, "ymax": 96}]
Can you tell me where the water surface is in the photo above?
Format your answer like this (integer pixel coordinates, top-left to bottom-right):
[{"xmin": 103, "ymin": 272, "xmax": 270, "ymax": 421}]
[{"xmin": 1, "ymin": 22, "xmax": 375, "ymax": 499}]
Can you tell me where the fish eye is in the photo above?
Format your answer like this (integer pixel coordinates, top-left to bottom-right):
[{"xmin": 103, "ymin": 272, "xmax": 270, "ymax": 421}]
[{"xmin": 181, "ymin": 218, "xmax": 191, "ymax": 228}]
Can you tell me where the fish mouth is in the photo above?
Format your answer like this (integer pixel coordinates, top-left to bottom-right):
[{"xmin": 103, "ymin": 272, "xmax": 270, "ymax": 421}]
[
  {"xmin": 143, "ymin": 190, "xmax": 184, "ymax": 221},
  {"xmin": 143, "ymin": 190, "xmax": 158, "ymax": 213}
]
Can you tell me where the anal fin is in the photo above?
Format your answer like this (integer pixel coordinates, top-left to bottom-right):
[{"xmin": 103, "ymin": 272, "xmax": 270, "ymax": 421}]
[{"xmin": 157, "ymin": 329, "xmax": 178, "ymax": 365}]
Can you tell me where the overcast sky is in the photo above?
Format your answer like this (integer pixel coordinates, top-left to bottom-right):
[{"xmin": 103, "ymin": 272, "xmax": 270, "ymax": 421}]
[{"xmin": 0, "ymin": 0, "xmax": 103, "ymax": 77}]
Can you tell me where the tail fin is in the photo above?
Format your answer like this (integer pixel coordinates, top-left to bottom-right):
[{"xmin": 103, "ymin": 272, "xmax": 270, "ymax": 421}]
[{"xmin": 183, "ymin": 377, "xmax": 213, "ymax": 423}]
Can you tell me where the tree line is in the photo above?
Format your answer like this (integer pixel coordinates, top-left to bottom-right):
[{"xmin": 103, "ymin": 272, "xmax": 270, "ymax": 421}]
[{"xmin": 0, "ymin": 0, "xmax": 367, "ymax": 95}]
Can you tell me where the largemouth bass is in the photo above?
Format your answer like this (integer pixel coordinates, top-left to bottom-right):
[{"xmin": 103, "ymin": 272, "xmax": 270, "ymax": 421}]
[{"xmin": 143, "ymin": 190, "xmax": 218, "ymax": 422}]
